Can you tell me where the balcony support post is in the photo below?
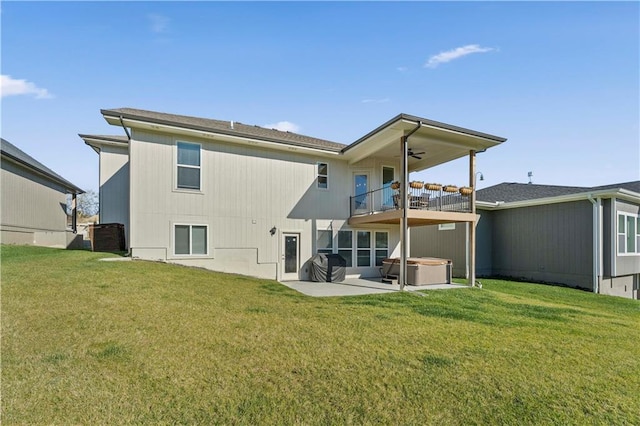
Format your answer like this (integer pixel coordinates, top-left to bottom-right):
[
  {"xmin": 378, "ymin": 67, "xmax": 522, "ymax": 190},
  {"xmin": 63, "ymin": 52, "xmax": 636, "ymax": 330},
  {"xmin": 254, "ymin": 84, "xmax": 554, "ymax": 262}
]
[
  {"xmin": 399, "ymin": 134, "xmax": 408, "ymax": 290},
  {"xmin": 468, "ymin": 150, "xmax": 476, "ymax": 287},
  {"xmin": 399, "ymin": 121, "xmax": 422, "ymax": 291}
]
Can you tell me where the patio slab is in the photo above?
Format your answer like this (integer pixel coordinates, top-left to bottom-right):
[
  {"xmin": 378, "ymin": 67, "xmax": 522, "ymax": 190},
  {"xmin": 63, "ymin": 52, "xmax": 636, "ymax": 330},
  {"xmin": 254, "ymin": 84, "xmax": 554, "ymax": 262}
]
[{"xmin": 280, "ymin": 277, "xmax": 468, "ymax": 297}]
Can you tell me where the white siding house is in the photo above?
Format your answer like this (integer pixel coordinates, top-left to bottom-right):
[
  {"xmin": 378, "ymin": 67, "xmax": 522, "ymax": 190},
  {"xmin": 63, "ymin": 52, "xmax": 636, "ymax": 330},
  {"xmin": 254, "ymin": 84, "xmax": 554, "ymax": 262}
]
[
  {"xmin": 1, "ymin": 138, "xmax": 84, "ymax": 248},
  {"xmin": 81, "ymin": 108, "xmax": 506, "ymax": 283}
]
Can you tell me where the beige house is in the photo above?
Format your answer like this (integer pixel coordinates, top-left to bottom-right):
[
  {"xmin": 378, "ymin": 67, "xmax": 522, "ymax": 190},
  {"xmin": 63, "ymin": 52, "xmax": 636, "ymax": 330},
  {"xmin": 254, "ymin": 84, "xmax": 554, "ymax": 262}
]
[
  {"xmin": 81, "ymin": 108, "xmax": 506, "ymax": 284},
  {"xmin": 1, "ymin": 138, "xmax": 84, "ymax": 248}
]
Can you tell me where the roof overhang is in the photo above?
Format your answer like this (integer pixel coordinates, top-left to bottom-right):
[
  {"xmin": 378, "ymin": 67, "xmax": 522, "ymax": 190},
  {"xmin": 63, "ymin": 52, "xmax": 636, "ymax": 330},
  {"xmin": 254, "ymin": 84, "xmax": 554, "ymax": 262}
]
[
  {"xmin": 79, "ymin": 134, "xmax": 129, "ymax": 154},
  {"xmin": 342, "ymin": 114, "xmax": 507, "ymax": 171},
  {"xmin": 477, "ymin": 188, "xmax": 640, "ymax": 210},
  {"xmin": 101, "ymin": 110, "xmax": 342, "ymax": 158},
  {"xmin": 1, "ymin": 151, "xmax": 84, "ymax": 194}
]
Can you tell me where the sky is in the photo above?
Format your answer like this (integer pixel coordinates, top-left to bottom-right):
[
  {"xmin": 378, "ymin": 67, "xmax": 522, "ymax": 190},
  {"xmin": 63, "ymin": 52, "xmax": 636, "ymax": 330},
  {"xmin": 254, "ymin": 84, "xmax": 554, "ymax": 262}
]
[{"xmin": 1, "ymin": 1, "xmax": 638, "ymax": 193}]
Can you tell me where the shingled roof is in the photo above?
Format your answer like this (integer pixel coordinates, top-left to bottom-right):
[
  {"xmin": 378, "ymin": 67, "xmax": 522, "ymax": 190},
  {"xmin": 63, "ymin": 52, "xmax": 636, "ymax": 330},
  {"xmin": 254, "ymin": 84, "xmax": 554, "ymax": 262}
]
[
  {"xmin": 477, "ymin": 181, "xmax": 640, "ymax": 204},
  {"xmin": 101, "ymin": 107, "xmax": 347, "ymax": 153},
  {"xmin": 1, "ymin": 138, "xmax": 84, "ymax": 194}
]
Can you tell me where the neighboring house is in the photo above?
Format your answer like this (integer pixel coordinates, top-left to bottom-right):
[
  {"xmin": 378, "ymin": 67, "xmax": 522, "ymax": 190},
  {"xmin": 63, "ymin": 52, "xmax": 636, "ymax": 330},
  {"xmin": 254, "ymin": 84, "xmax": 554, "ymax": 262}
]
[
  {"xmin": 1, "ymin": 138, "xmax": 84, "ymax": 248},
  {"xmin": 411, "ymin": 181, "xmax": 640, "ymax": 299},
  {"xmin": 80, "ymin": 108, "xmax": 506, "ymax": 283}
]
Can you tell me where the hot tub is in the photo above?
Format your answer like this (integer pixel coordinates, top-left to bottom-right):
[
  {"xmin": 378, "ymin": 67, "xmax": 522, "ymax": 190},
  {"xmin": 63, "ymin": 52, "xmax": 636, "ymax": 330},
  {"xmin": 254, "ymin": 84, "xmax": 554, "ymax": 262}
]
[{"xmin": 381, "ymin": 257, "xmax": 452, "ymax": 285}]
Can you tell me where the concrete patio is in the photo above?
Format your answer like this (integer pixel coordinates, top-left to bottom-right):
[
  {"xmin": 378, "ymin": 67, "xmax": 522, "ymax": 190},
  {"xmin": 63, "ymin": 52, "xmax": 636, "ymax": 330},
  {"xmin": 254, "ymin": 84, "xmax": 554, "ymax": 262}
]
[{"xmin": 280, "ymin": 277, "xmax": 468, "ymax": 297}]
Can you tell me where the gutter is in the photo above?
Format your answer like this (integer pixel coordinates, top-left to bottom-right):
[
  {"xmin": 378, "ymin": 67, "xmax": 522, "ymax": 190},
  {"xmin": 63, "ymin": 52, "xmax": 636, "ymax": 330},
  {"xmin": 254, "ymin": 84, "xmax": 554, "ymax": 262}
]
[{"xmin": 587, "ymin": 194, "xmax": 602, "ymax": 294}]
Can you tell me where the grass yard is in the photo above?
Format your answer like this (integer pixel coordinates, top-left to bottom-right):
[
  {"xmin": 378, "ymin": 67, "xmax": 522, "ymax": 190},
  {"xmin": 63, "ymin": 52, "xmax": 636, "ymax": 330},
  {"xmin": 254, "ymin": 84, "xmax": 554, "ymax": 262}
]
[{"xmin": 2, "ymin": 245, "xmax": 639, "ymax": 425}]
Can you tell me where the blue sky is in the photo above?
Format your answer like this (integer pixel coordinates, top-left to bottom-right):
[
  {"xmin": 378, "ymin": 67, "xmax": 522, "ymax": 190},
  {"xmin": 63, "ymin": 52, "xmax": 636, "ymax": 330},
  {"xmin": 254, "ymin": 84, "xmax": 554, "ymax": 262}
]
[{"xmin": 2, "ymin": 1, "xmax": 638, "ymax": 193}]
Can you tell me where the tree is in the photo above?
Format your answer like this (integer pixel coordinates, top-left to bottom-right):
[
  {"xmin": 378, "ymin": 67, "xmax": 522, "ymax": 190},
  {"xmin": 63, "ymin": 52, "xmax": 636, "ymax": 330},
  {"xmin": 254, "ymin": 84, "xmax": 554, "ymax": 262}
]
[{"xmin": 67, "ymin": 190, "xmax": 99, "ymax": 218}]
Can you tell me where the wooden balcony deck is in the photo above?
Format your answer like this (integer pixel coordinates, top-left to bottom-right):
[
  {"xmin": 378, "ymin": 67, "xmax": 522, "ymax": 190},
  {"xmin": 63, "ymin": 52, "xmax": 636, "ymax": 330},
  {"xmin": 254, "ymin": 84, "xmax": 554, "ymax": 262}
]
[{"xmin": 349, "ymin": 184, "xmax": 475, "ymax": 226}]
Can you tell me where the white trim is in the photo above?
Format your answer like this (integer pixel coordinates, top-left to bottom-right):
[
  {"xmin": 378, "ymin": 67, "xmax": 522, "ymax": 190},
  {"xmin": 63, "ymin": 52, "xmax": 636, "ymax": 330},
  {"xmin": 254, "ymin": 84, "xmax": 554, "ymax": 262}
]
[
  {"xmin": 381, "ymin": 164, "xmax": 396, "ymax": 186},
  {"xmin": 352, "ymin": 170, "xmax": 371, "ymax": 213},
  {"xmin": 171, "ymin": 222, "xmax": 210, "ymax": 258},
  {"xmin": 175, "ymin": 140, "xmax": 203, "ymax": 192},
  {"xmin": 438, "ymin": 223, "xmax": 456, "ymax": 231},
  {"xmin": 617, "ymin": 211, "xmax": 640, "ymax": 256},
  {"xmin": 317, "ymin": 161, "xmax": 329, "ymax": 190},
  {"xmin": 355, "ymin": 230, "xmax": 372, "ymax": 267},
  {"xmin": 281, "ymin": 232, "xmax": 301, "ymax": 281},
  {"xmin": 374, "ymin": 231, "xmax": 389, "ymax": 267}
]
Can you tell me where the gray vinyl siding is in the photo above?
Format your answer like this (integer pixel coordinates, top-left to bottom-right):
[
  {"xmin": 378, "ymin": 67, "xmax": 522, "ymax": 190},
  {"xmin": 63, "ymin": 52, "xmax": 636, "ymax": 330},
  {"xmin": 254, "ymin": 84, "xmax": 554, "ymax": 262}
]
[
  {"xmin": 602, "ymin": 198, "xmax": 612, "ymax": 276},
  {"xmin": 613, "ymin": 199, "xmax": 640, "ymax": 276},
  {"xmin": 1, "ymin": 158, "xmax": 68, "ymax": 232},
  {"xmin": 410, "ymin": 223, "xmax": 467, "ymax": 277},
  {"xmin": 409, "ymin": 210, "xmax": 493, "ymax": 278},
  {"xmin": 491, "ymin": 200, "xmax": 593, "ymax": 290},
  {"xmin": 1, "ymin": 157, "xmax": 74, "ymax": 247},
  {"xmin": 476, "ymin": 211, "xmax": 493, "ymax": 276}
]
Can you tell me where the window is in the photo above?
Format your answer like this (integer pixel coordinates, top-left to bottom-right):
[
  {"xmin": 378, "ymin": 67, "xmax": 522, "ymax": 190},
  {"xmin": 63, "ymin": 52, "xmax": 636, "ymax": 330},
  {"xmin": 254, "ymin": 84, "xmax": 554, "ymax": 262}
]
[
  {"xmin": 177, "ymin": 142, "xmax": 201, "ymax": 190},
  {"xmin": 317, "ymin": 162, "xmax": 328, "ymax": 189},
  {"xmin": 438, "ymin": 223, "xmax": 456, "ymax": 231},
  {"xmin": 618, "ymin": 213, "xmax": 640, "ymax": 255},
  {"xmin": 317, "ymin": 230, "xmax": 333, "ymax": 254},
  {"xmin": 357, "ymin": 231, "xmax": 371, "ymax": 267},
  {"xmin": 382, "ymin": 167, "xmax": 395, "ymax": 208},
  {"xmin": 338, "ymin": 230, "xmax": 353, "ymax": 267},
  {"xmin": 375, "ymin": 232, "xmax": 389, "ymax": 266},
  {"xmin": 175, "ymin": 224, "xmax": 207, "ymax": 255}
]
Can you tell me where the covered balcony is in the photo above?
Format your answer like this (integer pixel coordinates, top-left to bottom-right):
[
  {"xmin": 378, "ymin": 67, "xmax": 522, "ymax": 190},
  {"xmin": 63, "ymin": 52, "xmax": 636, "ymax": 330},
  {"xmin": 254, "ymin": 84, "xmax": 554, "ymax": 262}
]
[
  {"xmin": 340, "ymin": 113, "xmax": 506, "ymax": 288},
  {"xmin": 349, "ymin": 181, "xmax": 476, "ymax": 226}
]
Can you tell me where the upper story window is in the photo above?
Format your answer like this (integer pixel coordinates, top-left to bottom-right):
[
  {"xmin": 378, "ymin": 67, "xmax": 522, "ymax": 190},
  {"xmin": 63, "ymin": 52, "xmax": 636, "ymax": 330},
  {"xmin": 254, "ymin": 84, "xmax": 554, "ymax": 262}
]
[
  {"xmin": 618, "ymin": 212, "xmax": 640, "ymax": 255},
  {"xmin": 177, "ymin": 142, "xmax": 201, "ymax": 190},
  {"xmin": 317, "ymin": 162, "xmax": 328, "ymax": 189}
]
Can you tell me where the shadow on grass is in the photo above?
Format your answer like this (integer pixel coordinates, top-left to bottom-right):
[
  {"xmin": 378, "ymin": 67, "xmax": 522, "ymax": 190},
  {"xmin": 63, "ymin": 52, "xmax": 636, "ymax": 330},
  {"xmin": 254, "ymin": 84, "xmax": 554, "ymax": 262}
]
[{"xmin": 341, "ymin": 289, "xmax": 584, "ymax": 327}]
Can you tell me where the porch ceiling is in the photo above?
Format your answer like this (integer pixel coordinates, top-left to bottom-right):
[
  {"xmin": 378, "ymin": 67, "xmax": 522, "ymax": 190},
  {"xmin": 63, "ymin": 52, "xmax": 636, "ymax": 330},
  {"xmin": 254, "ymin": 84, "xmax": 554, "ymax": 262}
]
[
  {"xmin": 348, "ymin": 209, "xmax": 477, "ymax": 227},
  {"xmin": 342, "ymin": 116, "xmax": 506, "ymax": 172}
]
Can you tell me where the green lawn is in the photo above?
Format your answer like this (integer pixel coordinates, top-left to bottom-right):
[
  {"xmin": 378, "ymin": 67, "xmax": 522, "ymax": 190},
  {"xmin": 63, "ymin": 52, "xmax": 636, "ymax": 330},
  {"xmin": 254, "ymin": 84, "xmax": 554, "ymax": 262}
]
[{"xmin": 2, "ymin": 245, "xmax": 639, "ymax": 425}]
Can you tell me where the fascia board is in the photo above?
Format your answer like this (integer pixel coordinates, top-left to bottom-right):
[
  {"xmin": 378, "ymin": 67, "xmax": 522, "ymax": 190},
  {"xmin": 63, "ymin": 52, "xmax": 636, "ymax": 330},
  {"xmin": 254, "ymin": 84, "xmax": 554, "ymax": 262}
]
[
  {"xmin": 479, "ymin": 189, "xmax": 640, "ymax": 211},
  {"xmin": 1, "ymin": 153, "xmax": 84, "ymax": 194},
  {"xmin": 108, "ymin": 115, "xmax": 341, "ymax": 158}
]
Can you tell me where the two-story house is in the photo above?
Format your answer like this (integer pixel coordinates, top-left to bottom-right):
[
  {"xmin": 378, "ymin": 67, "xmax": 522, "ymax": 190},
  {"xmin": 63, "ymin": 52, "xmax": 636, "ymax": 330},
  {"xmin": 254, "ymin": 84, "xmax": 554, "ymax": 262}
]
[{"xmin": 81, "ymin": 108, "xmax": 506, "ymax": 285}]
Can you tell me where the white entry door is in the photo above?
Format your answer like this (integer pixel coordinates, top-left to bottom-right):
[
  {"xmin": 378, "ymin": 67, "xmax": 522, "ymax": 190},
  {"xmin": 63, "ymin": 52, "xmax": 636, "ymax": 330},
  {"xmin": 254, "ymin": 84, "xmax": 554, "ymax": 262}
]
[{"xmin": 281, "ymin": 233, "xmax": 300, "ymax": 280}]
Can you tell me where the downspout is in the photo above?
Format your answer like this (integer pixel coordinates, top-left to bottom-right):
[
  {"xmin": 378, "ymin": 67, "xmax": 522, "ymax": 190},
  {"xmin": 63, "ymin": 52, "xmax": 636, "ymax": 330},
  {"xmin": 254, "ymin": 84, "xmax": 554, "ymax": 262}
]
[
  {"xmin": 588, "ymin": 194, "xmax": 601, "ymax": 294},
  {"xmin": 119, "ymin": 116, "xmax": 132, "ymax": 141},
  {"xmin": 120, "ymin": 116, "xmax": 132, "ymax": 256},
  {"xmin": 71, "ymin": 193, "xmax": 78, "ymax": 233},
  {"xmin": 399, "ymin": 121, "xmax": 422, "ymax": 292}
]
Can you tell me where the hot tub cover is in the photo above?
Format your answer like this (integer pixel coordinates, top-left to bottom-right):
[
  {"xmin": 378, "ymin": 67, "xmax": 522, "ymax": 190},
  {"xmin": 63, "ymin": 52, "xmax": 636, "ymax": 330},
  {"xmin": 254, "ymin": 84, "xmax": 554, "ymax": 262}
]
[{"xmin": 309, "ymin": 253, "xmax": 347, "ymax": 283}]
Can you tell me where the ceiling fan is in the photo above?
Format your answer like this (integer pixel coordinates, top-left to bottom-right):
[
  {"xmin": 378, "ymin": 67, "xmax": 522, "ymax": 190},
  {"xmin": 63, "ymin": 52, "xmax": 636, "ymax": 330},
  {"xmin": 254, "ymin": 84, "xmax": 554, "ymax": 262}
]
[{"xmin": 396, "ymin": 148, "xmax": 426, "ymax": 160}]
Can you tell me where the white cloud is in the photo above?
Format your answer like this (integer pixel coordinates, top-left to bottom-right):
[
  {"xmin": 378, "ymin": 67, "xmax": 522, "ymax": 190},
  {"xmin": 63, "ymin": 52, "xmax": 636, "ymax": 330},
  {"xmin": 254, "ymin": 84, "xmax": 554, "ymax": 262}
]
[
  {"xmin": 148, "ymin": 14, "xmax": 170, "ymax": 33},
  {"xmin": 396, "ymin": 67, "xmax": 408, "ymax": 72},
  {"xmin": 362, "ymin": 98, "xmax": 390, "ymax": 104},
  {"xmin": 0, "ymin": 75, "xmax": 53, "ymax": 99},
  {"xmin": 264, "ymin": 121, "xmax": 300, "ymax": 133},
  {"xmin": 425, "ymin": 44, "xmax": 496, "ymax": 68}
]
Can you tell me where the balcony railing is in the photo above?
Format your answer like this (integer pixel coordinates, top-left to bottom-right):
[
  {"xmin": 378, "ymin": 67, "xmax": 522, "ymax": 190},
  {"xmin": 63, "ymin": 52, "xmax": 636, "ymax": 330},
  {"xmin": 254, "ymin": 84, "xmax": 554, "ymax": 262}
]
[{"xmin": 350, "ymin": 182, "xmax": 472, "ymax": 217}]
